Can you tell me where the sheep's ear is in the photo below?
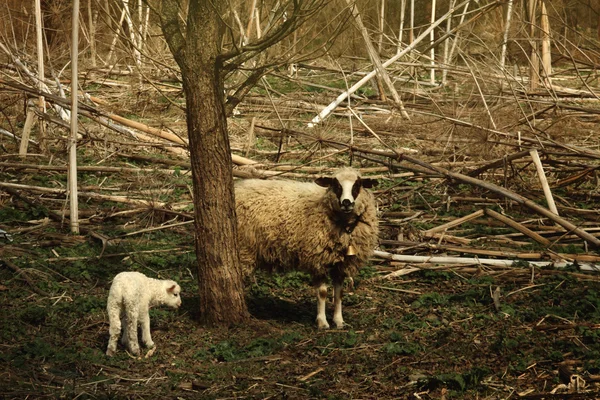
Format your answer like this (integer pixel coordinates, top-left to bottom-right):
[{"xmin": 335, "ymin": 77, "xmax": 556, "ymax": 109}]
[
  {"xmin": 315, "ymin": 177, "xmax": 334, "ymax": 188},
  {"xmin": 167, "ymin": 284, "xmax": 177, "ymax": 293},
  {"xmin": 361, "ymin": 178, "xmax": 378, "ymax": 188}
]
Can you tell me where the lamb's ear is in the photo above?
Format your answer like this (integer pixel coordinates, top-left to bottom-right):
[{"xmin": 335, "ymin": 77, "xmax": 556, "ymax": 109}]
[
  {"xmin": 361, "ymin": 178, "xmax": 379, "ymax": 188},
  {"xmin": 315, "ymin": 177, "xmax": 334, "ymax": 188},
  {"xmin": 167, "ymin": 284, "xmax": 177, "ymax": 293}
]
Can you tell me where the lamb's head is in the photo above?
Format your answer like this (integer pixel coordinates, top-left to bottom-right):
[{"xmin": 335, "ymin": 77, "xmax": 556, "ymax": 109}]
[
  {"xmin": 315, "ymin": 168, "xmax": 378, "ymax": 214},
  {"xmin": 161, "ymin": 280, "xmax": 182, "ymax": 308}
]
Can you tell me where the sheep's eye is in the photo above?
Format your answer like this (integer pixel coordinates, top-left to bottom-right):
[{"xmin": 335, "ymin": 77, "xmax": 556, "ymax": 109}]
[{"xmin": 174, "ymin": 293, "xmax": 179, "ymax": 297}]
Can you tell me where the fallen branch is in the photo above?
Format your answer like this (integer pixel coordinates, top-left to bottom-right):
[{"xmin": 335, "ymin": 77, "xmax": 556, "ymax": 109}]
[
  {"xmin": 483, "ymin": 208, "xmax": 551, "ymax": 247},
  {"xmin": 373, "ymin": 250, "xmax": 600, "ymax": 271},
  {"xmin": 400, "ymin": 154, "xmax": 600, "ymax": 248},
  {"xmin": 0, "ymin": 258, "xmax": 51, "ymax": 296},
  {"xmin": 423, "ymin": 209, "xmax": 484, "ymax": 235}
]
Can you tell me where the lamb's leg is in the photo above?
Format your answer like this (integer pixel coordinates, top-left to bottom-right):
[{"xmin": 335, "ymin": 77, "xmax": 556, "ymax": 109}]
[
  {"xmin": 106, "ymin": 306, "xmax": 121, "ymax": 356},
  {"xmin": 332, "ymin": 278, "xmax": 345, "ymax": 329},
  {"xmin": 120, "ymin": 314, "xmax": 128, "ymax": 347},
  {"xmin": 139, "ymin": 305, "xmax": 154, "ymax": 349},
  {"xmin": 125, "ymin": 308, "xmax": 140, "ymax": 356},
  {"xmin": 316, "ymin": 282, "xmax": 330, "ymax": 329}
]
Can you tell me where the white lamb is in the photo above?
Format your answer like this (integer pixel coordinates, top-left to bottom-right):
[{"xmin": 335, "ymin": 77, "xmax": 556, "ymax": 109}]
[{"xmin": 106, "ymin": 271, "xmax": 182, "ymax": 356}]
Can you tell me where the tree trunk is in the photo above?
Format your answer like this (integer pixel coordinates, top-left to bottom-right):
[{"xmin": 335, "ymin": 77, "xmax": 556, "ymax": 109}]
[{"xmin": 160, "ymin": 0, "xmax": 249, "ymax": 325}]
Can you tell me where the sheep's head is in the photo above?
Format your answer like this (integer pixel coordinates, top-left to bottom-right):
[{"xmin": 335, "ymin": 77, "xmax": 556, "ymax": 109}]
[
  {"xmin": 163, "ymin": 281, "xmax": 182, "ymax": 308},
  {"xmin": 315, "ymin": 168, "xmax": 378, "ymax": 214}
]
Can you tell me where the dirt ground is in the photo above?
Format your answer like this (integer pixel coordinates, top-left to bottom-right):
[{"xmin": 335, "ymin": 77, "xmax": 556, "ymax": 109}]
[{"xmin": 1, "ymin": 70, "xmax": 600, "ymax": 399}]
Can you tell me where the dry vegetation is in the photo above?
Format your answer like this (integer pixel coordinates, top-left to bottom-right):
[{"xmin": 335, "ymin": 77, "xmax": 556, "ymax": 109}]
[{"xmin": 1, "ymin": 0, "xmax": 600, "ymax": 398}]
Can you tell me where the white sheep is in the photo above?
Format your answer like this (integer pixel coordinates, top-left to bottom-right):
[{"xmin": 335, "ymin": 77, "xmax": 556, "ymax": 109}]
[
  {"xmin": 235, "ymin": 167, "xmax": 378, "ymax": 329},
  {"xmin": 106, "ymin": 271, "xmax": 181, "ymax": 356}
]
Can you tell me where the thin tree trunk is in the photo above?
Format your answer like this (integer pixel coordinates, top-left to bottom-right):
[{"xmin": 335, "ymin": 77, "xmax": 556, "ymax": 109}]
[
  {"xmin": 69, "ymin": 0, "xmax": 80, "ymax": 234},
  {"xmin": 34, "ymin": 0, "xmax": 47, "ymax": 152},
  {"xmin": 245, "ymin": 0, "xmax": 258, "ymax": 40},
  {"xmin": 430, "ymin": 0, "xmax": 436, "ymax": 84},
  {"xmin": 107, "ymin": 7, "xmax": 127, "ymax": 65},
  {"xmin": 499, "ymin": 0, "xmax": 513, "ymax": 73},
  {"xmin": 141, "ymin": 4, "xmax": 150, "ymax": 45},
  {"xmin": 409, "ymin": 0, "xmax": 415, "ymax": 75},
  {"xmin": 122, "ymin": 0, "xmax": 141, "ymax": 68},
  {"xmin": 397, "ymin": 0, "xmax": 406, "ymax": 54},
  {"xmin": 87, "ymin": 0, "xmax": 97, "ymax": 67},
  {"xmin": 254, "ymin": 7, "xmax": 261, "ymax": 39},
  {"xmin": 528, "ymin": 0, "xmax": 540, "ymax": 90},
  {"xmin": 441, "ymin": 0, "xmax": 455, "ymax": 85},
  {"xmin": 540, "ymin": 0, "xmax": 552, "ymax": 85},
  {"xmin": 378, "ymin": 0, "xmax": 385, "ymax": 54},
  {"xmin": 409, "ymin": 0, "xmax": 414, "ymax": 45}
]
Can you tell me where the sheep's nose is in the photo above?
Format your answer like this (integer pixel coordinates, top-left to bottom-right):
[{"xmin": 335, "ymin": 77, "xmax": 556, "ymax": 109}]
[{"xmin": 342, "ymin": 199, "xmax": 352, "ymax": 207}]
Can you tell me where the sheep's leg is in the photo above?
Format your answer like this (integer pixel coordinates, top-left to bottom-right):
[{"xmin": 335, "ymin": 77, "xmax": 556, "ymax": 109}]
[
  {"xmin": 316, "ymin": 283, "xmax": 330, "ymax": 329},
  {"xmin": 125, "ymin": 308, "xmax": 140, "ymax": 356},
  {"xmin": 332, "ymin": 278, "xmax": 345, "ymax": 329},
  {"xmin": 139, "ymin": 305, "xmax": 155, "ymax": 349},
  {"xmin": 106, "ymin": 307, "xmax": 121, "ymax": 356}
]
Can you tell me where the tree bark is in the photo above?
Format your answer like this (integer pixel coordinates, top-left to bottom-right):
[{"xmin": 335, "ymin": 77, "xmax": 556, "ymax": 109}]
[{"xmin": 159, "ymin": 0, "xmax": 249, "ymax": 325}]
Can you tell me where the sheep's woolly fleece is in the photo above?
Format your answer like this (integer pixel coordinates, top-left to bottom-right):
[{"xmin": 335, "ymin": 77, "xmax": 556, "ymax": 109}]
[{"xmin": 234, "ymin": 168, "xmax": 379, "ymax": 281}]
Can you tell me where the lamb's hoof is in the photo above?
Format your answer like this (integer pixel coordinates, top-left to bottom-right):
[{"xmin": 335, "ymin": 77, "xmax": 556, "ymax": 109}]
[
  {"xmin": 144, "ymin": 340, "xmax": 155, "ymax": 349},
  {"xmin": 106, "ymin": 348, "xmax": 116, "ymax": 357},
  {"xmin": 129, "ymin": 346, "xmax": 140, "ymax": 356}
]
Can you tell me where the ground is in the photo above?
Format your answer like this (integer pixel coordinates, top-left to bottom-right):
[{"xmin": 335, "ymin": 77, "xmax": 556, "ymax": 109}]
[
  {"xmin": 1, "ymin": 243, "xmax": 599, "ymax": 399},
  {"xmin": 1, "ymin": 69, "xmax": 600, "ymax": 399}
]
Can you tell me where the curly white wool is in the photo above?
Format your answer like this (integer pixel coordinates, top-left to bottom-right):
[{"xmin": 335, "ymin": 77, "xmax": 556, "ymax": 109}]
[
  {"xmin": 106, "ymin": 271, "xmax": 181, "ymax": 356},
  {"xmin": 235, "ymin": 167, "xmax": 379, "ymax": 329}
]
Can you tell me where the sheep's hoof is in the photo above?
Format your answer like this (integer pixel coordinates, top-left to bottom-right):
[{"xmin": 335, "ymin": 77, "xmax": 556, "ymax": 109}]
[
  {"xmin": 333, "ymin": 321, "xmax": 346, "ymax": 329},
  {"xmin": 316, "ymin": 318, "xmax": 330, "ymax": 330},
  {"xmin": 144, "ymin": 340, "xmax": 155, "ymax": 349},
  {"xmin": 106, "ymin": 348, "xmax": 116, "ymax": 357}
]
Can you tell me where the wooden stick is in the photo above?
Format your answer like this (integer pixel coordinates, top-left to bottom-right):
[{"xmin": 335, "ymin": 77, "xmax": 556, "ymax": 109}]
[
  {"xmin": 529, "ymin": 149, "xmax": 559, "ymax": 215},
  {"xmin": 0, "ymin": 162, "xmax": 183, "ymax": 174},
  {"xmin": 106, "ymin": 112, "xmax": 187, "ymax": 145},
  {"xmin": 484, "ymin": 208, "xmax": 551, "ymax": 246},
  {"xmin": 423, "ymin": 209, "xmax": 484, "ymax": 235},
  {"xmin": 379, "ymin": 239, "xmax": 600, "ymax": 262},
  {"xmin": 245, "ymin": 116, "xmax": 256, "ymax": 157},
  {"xmin": 0, "ymin": 182, "xmax": 167, "ymax": 207},
  {"xmin": 468, "ymin": 149, "xmax": 532, "ymax": 177},
  {"xmin": 0, "ymin": 258, "xmax": 50, "ymax": 297},
  {"xmin": 400, "ymin": 153, "xmax": 600, "ymax": 248},
  {"xmin": 119, "ymin": 220, "xmax": 194, "ymax": 237},
  {"xmin": 373, "ymin": 250, "xmax": 599, "ymax": 271},
  {"xmin": 19, "ymin": 106, "xmax": 36, "ymax": 157}
]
